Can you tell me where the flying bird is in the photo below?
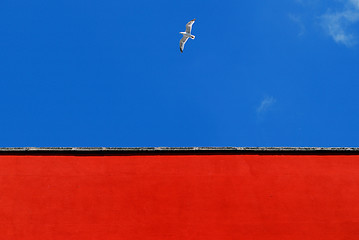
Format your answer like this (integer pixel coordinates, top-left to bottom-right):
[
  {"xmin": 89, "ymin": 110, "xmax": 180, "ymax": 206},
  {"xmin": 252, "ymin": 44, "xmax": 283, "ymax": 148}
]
[{"xmin": 179, "ymin": 19, "xmax": 196, "ymax": 53}]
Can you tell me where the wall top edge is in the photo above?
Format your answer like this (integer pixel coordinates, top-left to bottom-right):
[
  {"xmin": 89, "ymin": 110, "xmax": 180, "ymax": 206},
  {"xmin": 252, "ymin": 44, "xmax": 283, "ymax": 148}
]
[{"xmin": 0, "ymin": 147, "xmax": 358, "ymax": 153}]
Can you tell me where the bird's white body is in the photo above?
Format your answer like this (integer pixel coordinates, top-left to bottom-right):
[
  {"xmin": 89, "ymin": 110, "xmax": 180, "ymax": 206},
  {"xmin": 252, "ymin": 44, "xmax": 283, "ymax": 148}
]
[
  {"xmin": 179, "ymin": 19, "xmax": 196, "ymax": 52},
  {"xmin": 180, "ymin": 32, "xmax": 195, "ymax": 39}
]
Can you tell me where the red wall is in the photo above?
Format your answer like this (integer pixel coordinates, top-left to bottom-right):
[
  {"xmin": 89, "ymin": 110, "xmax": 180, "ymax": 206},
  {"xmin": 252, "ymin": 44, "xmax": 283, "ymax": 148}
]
[{"xmin": 1, "ymin": 154, "xmax": 359, "ymax": 239}]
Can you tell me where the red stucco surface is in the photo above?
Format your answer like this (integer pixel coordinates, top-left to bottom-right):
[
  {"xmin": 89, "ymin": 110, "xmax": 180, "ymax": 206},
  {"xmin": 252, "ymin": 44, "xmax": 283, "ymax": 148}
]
[{"xmin": 1, "ymin": 154, "xmax": 359, "ymax": 239}]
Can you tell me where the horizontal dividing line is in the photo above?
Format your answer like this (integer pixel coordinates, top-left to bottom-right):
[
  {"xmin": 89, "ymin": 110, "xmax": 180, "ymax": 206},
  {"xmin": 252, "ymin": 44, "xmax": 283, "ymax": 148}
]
[{"xmin": 0, "ymin": 147, "xmax": 358, "ymax": 156}]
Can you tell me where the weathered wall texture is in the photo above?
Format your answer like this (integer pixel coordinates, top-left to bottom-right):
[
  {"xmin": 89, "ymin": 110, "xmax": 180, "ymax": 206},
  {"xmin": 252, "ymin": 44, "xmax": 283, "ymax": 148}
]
[{"xmin": 1, "ymin": 153, "xmax": 359, "ymax": 239}]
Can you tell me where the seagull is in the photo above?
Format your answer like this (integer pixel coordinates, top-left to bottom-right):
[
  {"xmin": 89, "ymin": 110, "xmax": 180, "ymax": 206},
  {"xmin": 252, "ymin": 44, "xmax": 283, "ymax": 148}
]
[{"xmin": 179, "ymin": 19, "xmax": 196, "ymax": 53}]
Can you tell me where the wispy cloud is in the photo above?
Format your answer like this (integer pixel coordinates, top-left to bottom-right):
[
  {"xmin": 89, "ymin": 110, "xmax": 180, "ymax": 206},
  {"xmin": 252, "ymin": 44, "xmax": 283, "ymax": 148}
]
[
  {"xmin": 257, "ymin": 97, "xmax": 276, "ymax": 114},
  {"xmin": 350, "ymin": 0, "xmax": 359, "ymax": 9},
  {"xmin": 289, "ymin": 14, "xmax": 306, "ymax": 36},
  {"xmin": 320, "ymin": 0, "xmax": 359, "ymax": 46},
  {"xmin": 293, "ymin": 0, "xmax": 359, "ymax": 47}
]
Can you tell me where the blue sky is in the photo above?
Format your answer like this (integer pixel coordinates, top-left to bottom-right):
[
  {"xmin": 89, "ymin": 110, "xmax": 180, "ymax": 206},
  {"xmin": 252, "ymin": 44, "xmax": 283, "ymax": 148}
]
[{"xmin": 1, "ymin": 0, "xmax": 359, "ymax": 147}]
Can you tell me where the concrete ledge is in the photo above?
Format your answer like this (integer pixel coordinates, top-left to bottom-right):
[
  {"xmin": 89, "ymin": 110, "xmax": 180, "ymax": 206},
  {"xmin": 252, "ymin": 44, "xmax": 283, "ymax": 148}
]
[{"xmin": 0, "ymin": 147, "xmax": 358, "ymax": 155}]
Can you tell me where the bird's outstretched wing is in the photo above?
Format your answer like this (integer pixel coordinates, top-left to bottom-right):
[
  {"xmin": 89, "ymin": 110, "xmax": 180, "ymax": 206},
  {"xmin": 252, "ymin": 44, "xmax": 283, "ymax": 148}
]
[
  {"xmin": 186, "ymin": 19, "xmax": 196, "ymax": 34},
  {"xmin": 179, "ymin": 36, "xmax": 189, "ymax": 53}
]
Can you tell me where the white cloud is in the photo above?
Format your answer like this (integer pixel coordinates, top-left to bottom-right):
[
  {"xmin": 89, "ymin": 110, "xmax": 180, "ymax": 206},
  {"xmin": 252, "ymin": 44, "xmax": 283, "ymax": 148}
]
[
  {"xmin": 321, "ymin": 11, "xmax": 358, "ymax": 46},
  {"xmin": 289, "ymin": 14, "xmax": 306, "ymax": 36},
  {"xmin": 350, "ymin": 0, "xmax": 359, "ymax": 9},
  {"xmin": 257, "ymin": 97, "xmax": 276, "ymax": 114},
  {"xmin": 294, "ymin": 0, "xmax": 359, "ymax": 46},
  {"xmin": 320, "ymin": 1, "xmax": 359, "ymax": 46}
]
